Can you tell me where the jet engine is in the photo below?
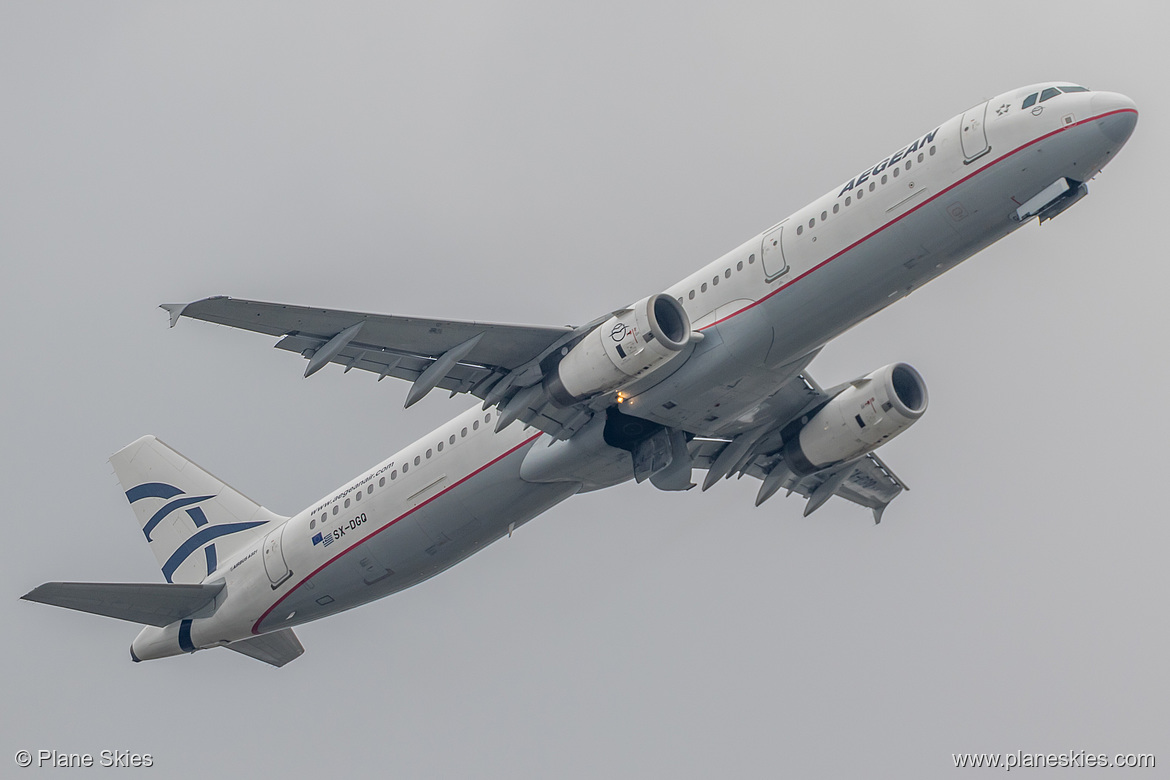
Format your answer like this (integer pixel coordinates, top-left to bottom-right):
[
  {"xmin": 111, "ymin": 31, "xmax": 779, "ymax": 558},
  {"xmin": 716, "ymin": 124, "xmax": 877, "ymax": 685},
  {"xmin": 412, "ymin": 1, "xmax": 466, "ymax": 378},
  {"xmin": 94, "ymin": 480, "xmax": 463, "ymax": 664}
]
[
  {"xmin": 782, "ymin": 363, "xmax": 928, "ymax": 476},
  {"xmin": 545, "ymin": 293, "xmax": 692, "ymax": 405}
]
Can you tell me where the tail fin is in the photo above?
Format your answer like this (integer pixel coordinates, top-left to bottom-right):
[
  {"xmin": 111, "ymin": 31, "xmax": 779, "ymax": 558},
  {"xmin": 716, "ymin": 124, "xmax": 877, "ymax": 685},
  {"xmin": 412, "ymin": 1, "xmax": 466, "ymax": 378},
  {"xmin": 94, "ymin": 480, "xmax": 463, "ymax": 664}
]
[{"xmin": 109, "ymin": 436, "xmax": 285, "ymax": 583}]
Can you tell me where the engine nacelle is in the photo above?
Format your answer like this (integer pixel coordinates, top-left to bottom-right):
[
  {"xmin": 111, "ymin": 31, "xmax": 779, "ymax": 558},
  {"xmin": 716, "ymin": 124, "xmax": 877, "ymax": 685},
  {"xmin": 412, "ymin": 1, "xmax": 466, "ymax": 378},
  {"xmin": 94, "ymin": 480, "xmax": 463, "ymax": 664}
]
[
  {"xmin": 783, "ymin": 363, "xmax": 928, "ymax": 476},
  {"xmin": 545, "ymin": 293, "xmax": 691, "ymax": 406}
]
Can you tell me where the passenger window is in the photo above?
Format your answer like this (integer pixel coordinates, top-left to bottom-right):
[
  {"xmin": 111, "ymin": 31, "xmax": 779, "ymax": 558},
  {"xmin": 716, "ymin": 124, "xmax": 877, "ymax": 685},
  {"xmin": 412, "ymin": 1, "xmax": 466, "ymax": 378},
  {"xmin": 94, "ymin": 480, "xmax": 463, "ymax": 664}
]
[
  {"xmin": 832, "ymin": 204, "xmax": 839, "ymax": 214},
  {"xmin": 310, "ymin": 518, "xmax": 316, "ymax": 529},
  {"xmin": 845, "ymin": 196, "xmax": 851, "ymax": 206},
  {"xmin": 485, "ymin": 413, "xmax": 492, "ymax": 423},
  {"xmin": 868, "ymin": 182, "xmax": 875, "ymax": 191},
  {"xmin": 355, "ymin": 491, "xmax": 361, "ymax": 501},
  {"xmin": 712, "ymin": 276, "xmax": 719, "ymax": 286},
  {"xmin": 701, "ymin": 282, "xmax": 708, "ymax": 292},
  {"xmin": 688, "ymin": 290, "xmax": 695, "ymax": 300},
  {"xmin": 379, "ymin": 477, "xmax": 386, "ymax": 487},
  {"xmin": 892, "ymin": 167, "xmax": 899, "ymax": 178},
  {"xmin": 426, "ymin": 449, "xmax": 432, "ymax": 459},
  {"xmin": 796, "ymin": 225, "xmax": 803, "ymax": 236},
  {"xmin": 367, "ymin": 484, "xmax": 373, "ymax": 494},
  {"xmin": 344, "ymin": 498, "xmax": 350, "ymax": 508},
  {"xmin": 736, "ymin": 261, "xmax": 743, "ymax": 271},
  {"xmin": 403, "ymin": 462, "xmax": 409, "ymax": 473},
  {"xmin": 904, "ymin": 160, "xmax": 911, "ymax": 170},
  {"xmin": 1040, "ymin": 87, "xmax": 1060, "ymax": 103},
  {"xmin": 436, "ymin": 442, "xmax": 443, "ymax": 452},
  {"xmin": 857, "ymin": 189, "xmax": 863, "ymax": 199},
  {"xmin": 748, "ymin": 254, "xmax": 755, "ymax": 264},
  {"xmin": 461, "ymin": 427, "xmax": 467, "ymax": 437},
  {"xmin": 333, "ymin": 505, "xmax": 339, "ymax": 515},
  {"xmin": 414, "ymin": 456, "xmax": 420, "ymax": 466},
  {"xmin": 881, "ymin": 174, "xmax": 888, "ymax": 185},
  {"xmin": 449, "ymin": 435, "xmax": 456, "ymax": 445},
  {"xmin": 820, "ymin": 211, "xmax": 827, "ymax": 221},
  {"xmin": 724, "ymin": 269, "xmax": 731, "ymax": 279},
  {"xmin": 473, "ymin": 421, "xmax": 479, "ymax": 430},
  {"xmin": 917, "ymin": 152, "xmax": 924, "ymax": 163},
  {"xmin": 1022, "ymin": 93, "xmax": 1038, "ymax": 109},
  {"xmin": 391, "ymin": 470, "xmax": 397, "ymax": 479},
  {"xmin": 321, "ymin": 514, "xmax": 327, "ymax": 524},
  {"xmin": 808, "ymin": 218, "xmax": 815, "ymax": 228},
  {"xmin": 929, "ymin": 146, "xmax": 936, "ymax": 155}
]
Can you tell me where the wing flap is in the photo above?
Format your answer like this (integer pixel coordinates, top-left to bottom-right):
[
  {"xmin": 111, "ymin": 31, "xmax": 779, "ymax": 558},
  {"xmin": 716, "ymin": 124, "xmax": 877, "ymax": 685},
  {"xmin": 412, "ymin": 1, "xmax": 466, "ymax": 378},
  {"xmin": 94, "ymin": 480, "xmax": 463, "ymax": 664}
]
[
  {"xmin": 727, "ymin": 450, "xmax": 906, "ymax": 520},
  {"xmin": 22, "ymin": 581, "xmax": 224, "ymax": 627},
  {"xmin": 686, "ymin": 368, "xmax": 910, "ymax": 521}
]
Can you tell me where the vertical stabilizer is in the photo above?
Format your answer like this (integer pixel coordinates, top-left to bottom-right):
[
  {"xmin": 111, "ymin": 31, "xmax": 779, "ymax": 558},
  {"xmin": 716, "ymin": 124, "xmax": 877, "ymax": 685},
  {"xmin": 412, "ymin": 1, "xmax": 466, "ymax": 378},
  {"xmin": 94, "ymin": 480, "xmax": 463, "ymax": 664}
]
[{"xmin": 110, "ymin": 436, "xmax": 286, "ymax": 583}]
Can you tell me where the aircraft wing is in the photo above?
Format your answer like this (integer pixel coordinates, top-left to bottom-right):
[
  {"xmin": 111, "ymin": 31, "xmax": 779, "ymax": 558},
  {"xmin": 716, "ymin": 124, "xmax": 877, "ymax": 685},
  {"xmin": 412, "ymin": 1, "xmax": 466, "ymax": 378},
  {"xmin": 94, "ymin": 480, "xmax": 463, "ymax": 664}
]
[
  {"xmin": 165, "ymin": 298, "xmax": 911, "ymax": 518},
  {"xmin": 681, "ymin": 367, "xmax": 909, "ymax": 522},
  {"xmin": 163, "ymin": 297, "xmax": 599, "ymax": 432}
]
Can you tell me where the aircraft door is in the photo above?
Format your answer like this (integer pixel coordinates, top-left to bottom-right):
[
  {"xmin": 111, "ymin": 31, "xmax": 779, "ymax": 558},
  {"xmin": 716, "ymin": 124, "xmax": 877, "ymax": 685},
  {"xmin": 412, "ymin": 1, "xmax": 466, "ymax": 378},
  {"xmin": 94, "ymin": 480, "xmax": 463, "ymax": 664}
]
[
  {"xmin": 760, "ymin": 223, "xmax": 789, "ymax": 281},
  {"xmin": 960, "ymin": 101, "xmax": 991, "ymax": 162},
  {"xmin": 262, "ymin": 523, "xmax": 292, "ymax": 588}
]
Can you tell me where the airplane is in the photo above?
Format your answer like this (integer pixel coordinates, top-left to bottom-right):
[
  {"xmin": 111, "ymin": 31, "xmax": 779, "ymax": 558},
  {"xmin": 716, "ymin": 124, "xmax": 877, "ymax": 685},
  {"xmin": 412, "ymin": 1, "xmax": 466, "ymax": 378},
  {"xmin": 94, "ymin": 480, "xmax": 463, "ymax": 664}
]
[{"xmin": 24, "ymin": 83, "xmax": 1137, "ymax": 667}]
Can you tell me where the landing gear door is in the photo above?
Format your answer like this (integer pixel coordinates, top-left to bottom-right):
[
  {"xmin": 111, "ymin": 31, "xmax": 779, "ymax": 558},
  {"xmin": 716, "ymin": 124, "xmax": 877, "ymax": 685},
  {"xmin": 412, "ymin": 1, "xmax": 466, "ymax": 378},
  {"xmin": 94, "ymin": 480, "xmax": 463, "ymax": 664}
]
[
  {"xmin": 761, "ymin": 223, "xmax": 789, "ymax": 281},
  {"xmin": 263, "ymin": 524, "xmax": 292, "ymax": 588},
  {"xmin": 960, "ymin": 101, "xmax": 991, "ymax": 163}
]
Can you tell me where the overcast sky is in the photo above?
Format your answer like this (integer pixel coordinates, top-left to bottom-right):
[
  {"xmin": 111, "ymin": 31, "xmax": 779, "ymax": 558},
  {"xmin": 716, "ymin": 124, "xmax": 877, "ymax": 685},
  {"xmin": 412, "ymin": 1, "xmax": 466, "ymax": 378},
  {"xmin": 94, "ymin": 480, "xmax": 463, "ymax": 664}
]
[{"xmin": 3, "ymin": 2, "xmax": 1167, "ymax": 777}]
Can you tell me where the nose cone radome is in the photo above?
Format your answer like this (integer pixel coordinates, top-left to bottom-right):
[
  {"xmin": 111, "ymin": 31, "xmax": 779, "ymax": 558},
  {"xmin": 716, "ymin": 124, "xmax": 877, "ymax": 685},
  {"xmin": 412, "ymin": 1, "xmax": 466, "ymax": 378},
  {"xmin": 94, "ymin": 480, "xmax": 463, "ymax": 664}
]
[{"xmin": 1090, "ymin": 91, "xmax": 1138, "ymax": 144}]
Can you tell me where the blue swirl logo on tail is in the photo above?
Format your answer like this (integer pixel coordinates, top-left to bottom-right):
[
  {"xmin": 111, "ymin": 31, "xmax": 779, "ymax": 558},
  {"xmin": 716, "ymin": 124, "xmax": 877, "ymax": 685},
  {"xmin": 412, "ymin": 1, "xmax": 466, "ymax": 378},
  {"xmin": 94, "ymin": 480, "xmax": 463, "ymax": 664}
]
[{"xmin": 127, "ymin": 482, "xmax": 265, "ymax": 581}]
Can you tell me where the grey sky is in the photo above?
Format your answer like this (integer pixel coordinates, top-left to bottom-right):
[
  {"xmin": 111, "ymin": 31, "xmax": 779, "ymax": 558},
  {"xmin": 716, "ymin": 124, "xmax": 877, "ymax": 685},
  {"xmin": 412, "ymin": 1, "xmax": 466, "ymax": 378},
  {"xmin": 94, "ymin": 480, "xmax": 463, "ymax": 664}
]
[{"xmin": 3, "ymin": 2, "xmax": 1167, "ymax": 777}]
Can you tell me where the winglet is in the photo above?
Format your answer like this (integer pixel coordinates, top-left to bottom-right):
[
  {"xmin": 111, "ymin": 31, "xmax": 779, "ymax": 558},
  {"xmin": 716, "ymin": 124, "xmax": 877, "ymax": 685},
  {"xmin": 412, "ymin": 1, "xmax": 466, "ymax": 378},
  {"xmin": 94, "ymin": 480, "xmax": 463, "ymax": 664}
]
[
  {"xmin": 160, "ymin": 296, "xmax": 230, "ymax": 328},
  {"xmin": 159, "ymin": 302, "xmax": 190, "ymax": 328}
]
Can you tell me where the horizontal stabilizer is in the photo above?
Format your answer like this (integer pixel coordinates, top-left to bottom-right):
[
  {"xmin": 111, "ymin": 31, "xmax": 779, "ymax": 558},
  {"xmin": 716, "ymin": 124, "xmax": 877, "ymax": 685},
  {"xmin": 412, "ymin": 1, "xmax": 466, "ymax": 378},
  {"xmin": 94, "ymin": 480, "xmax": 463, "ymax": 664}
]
[
  {"xmin": 225, "ymin": 628, "xmax": 304, "ymax": 667},
  {"xmin": 22, "ymin": 581, "xmax": 224, "ymax": 627}
]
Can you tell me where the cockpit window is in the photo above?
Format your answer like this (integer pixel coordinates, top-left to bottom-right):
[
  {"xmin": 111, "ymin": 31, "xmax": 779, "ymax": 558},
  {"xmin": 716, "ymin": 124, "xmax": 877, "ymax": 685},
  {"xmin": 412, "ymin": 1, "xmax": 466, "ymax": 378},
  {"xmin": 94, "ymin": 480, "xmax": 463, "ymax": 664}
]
[
  {"xmin": 1022, "ymin": 93, "xmax": 1038, "ymax": 109},
  {"xmin": 1040, "ymin": 87, "xmax": 1061, "ymax": 103},
  {"xmin": 1059, "ymin": 85, "xmax": 1089, "ymax": 93}
]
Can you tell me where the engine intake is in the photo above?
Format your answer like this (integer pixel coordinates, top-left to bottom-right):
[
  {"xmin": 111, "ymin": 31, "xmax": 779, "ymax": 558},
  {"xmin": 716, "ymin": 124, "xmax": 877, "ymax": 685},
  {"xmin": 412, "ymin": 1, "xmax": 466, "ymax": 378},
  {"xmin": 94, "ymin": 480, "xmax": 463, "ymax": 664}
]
[
  {"xmin": 546, "ymin": 294, "xmax": 691, "ymax": 406},
  {"xmin": 783, "ymin": 363, "xmax": 928, "ymax": 476}
]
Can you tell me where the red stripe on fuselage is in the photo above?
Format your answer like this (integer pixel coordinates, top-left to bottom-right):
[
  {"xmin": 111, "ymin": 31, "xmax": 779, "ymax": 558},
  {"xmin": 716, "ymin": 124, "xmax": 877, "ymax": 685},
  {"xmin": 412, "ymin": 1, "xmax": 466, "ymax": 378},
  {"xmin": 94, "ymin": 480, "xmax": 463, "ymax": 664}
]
[
  {"xmin": 699, "ymin": 108, "xmax": 1138, "ymax": 330},
  {"xmin": 252, "ymin": 432, "xmax": 543, "ymax": 634}
]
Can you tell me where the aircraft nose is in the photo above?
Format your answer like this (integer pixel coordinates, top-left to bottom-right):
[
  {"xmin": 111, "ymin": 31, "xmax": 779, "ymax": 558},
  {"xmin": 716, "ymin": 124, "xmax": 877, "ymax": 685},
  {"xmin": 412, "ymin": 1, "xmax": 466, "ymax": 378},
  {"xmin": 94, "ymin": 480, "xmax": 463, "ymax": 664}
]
[{"xmin": 1090, "ymin": 91, "xmax": 1138, "ymax": 144}]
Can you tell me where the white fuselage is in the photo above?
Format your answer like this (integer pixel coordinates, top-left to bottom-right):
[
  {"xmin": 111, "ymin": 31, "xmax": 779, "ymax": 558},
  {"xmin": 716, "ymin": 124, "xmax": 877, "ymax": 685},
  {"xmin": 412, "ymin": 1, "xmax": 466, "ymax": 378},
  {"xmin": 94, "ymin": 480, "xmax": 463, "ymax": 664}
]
[{"xmin": 131, "ymin": 84, "xmax": 1137, "ymax": 660}]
